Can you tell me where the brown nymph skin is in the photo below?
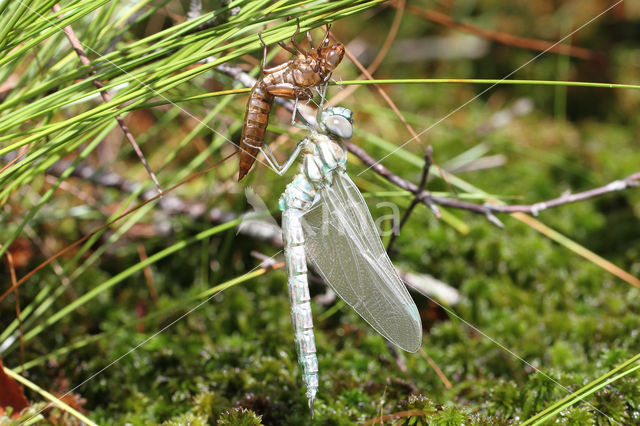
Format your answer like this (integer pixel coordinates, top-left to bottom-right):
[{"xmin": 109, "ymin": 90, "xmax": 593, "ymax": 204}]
[{"xmin": 238, "ymin": 24, "xmax": 345, "ymax": 180}]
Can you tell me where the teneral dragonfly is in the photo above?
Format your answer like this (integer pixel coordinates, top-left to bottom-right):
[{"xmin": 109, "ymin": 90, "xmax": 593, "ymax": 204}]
[{"xmin": 258, "ymin": 106, "xmax": 422, "ymax": 416}]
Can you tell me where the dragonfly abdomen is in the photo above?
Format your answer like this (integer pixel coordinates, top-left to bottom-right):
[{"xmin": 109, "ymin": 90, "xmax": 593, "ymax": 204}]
[
  {"xmin": 281, "ymin": 202, "xmax": 318, "ymax": 408},
  {"xmin": 238, "ymin": 83, "xmax": 274, "ymax": 180}
]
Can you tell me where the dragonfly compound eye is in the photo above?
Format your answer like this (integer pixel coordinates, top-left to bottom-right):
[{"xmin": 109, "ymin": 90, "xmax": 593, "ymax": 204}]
[
  {"xmin": 324, "ymin": 115, "xmax": 353, "ymax": 139},
  {"xmin": 324, "ymin": 44, "xmax": 345, "ymax": 69}
]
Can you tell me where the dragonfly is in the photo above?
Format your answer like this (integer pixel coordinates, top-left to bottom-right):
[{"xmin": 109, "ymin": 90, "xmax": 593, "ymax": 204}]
[{"xmin": 258, "ymin": 104, "xmax": 423, "ymax": 416}]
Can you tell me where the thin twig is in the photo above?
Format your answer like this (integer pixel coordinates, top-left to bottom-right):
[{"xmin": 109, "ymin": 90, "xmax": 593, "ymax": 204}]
[
  {"xmin": 52, "ymin": 4, "xmax": 162, "ymax": 194},
  {"xmin": 6, "ymin": 250, "xmax": 25, "ymax": 373},
  {"xmin": 419, "ymin": 348, "xmax": 452, "ymax": 389},
  {"xmin": 386, "ymin": 147, "xmax": 434, "ymax": 254},
  {"xmin": 0, "ymin": 144, "xmax": 31, "ymax": 175},
  {"xmin": 485, "ymin": 173, "xmax": 640, "ymax": 215},
  {"xmin": 22, "ymin": 224, "xmax": 84, "ymax": 314},
  {"xmin": 328, "ymin": 0, "xmax": 406, "ymax": 107},
  {"xmin": 401, "ymin": 3, "xmax": 596, "ymax": 60},
  {"xmin": 137, "ymin": 244, "xmax": 158, "ymax": 301}
]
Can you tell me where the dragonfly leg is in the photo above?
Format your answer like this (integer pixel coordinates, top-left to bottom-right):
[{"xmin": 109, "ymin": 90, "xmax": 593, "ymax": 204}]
[
  {"xmin": 258, "ymin": 32, "xmax": 269, "ymax": 71},
  {"xmin": 260, "ymin": 139, "xmax": 306, "ymax": 176},
  {"xmin": 291, "ymin": 96, "xmax": 299, "ymax": 125},
  {"xmin": 320, "ymin": 23, "xmax": 332, "ymax": 47},
  {"xmin": 314, "ymin": 80, "xmax": 330, "ymax": 125},
  {"xmin": 276, "ymin": 17, "xmax": 303, "ymax": 56},
  {"xmin": 260, "ymin": 34, "xmax": 289, "ymax": 73},
  {"xmin": 259, "ymin": 33, "xmax": 294, "ymax": 74},
  {"xmin": 329, "ymin": 76, "xmax": 344, "ymax": 90},
  {"xmin": 290, "ymin": 90, "xmax": 313, "ymax": 125},
  {"xmin": 259, "ymin": 143, "xmax": 279, "ymax": 172},
  {"xmin": 306, "ymin": 30, "xmax": 314, "ymax": 50},
  {"xmin": 318, "ymin": 79, "xmax": 329, "ymax": 107},
  {"xmin": 277, "ymin": 41, "xmax": 298, "ymax": 56},
  {"xmin": 290, "ymin": 17, "xmax": 307, "ymax": 55},
  {"xmin": 294, "ymin": 88, "xmax": 313, "ymax": 125}
]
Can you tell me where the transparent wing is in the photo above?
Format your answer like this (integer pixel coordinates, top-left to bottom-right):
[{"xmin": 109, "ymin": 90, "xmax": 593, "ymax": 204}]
[{"xmin": 302, "ymin": 171, "xmax": 422, "ymax": 352}]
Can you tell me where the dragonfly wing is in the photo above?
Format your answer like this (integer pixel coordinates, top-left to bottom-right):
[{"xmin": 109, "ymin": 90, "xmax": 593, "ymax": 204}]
[{"xmin": 302, "ymin": 171, "xmax": 422, "ymax": 352}]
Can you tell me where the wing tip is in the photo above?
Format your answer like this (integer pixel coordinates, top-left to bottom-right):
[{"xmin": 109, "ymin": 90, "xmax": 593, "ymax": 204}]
[
  {"xmin": 393, "ymin": 331, "xmax": 422, "ymax": 353},
  {"xmin": 403, "ymin": 339, "xmax": 422, "ymax": 353}
]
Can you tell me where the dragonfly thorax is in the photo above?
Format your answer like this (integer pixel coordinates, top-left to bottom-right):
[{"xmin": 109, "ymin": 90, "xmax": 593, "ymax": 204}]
[{"xmin": 300, "ymin": 132, "xmax": 346, "ymax": 186}]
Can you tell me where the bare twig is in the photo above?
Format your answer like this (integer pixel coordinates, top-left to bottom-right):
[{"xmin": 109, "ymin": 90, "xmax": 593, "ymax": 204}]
[
  {"xmin": 386, "ymin": 147, "xmax": 434, "ymax": 254},
  {"xmin": 53, "ymin": 4, "xmax": 162, "ymax": 193},
  {"xmin": 485, "ymin": 173, "xmax": 640, "ymax": 215},
  {"xmin": 345, "ymin": 140, "xmax": 494, "ymax": 219},
  {"xmin": 348, "ymin": 139, "xmax": 640, "ymax": 222}
]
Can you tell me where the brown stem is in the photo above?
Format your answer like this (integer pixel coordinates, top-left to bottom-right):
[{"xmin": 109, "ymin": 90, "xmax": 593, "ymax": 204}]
[
  {"xmin": 52, "ymin": 4, "xmax": 162, "ymax": 193},
  {"xmin": 6, "ymin": 251, "xmax": 25, "ymax": 373},
  {"xmin": 402, "ymin": 4, "xmax": 596, "ymax": 60}
]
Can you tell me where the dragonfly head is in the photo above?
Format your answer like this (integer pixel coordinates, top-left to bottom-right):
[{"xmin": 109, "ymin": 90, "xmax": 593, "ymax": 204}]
[
  {"xmin": 321, "ymin": 107, "xmax": 353, "ymax": 139},
  {"xmin": 317, "ymin": 42, "xmax": 344, "ymax": 72}
]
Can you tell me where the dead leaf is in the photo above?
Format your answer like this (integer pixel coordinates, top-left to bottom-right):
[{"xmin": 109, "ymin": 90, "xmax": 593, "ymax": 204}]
[{"xmin": 0, "ymin": 357, "xmax": 29, "ymax": 418}]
